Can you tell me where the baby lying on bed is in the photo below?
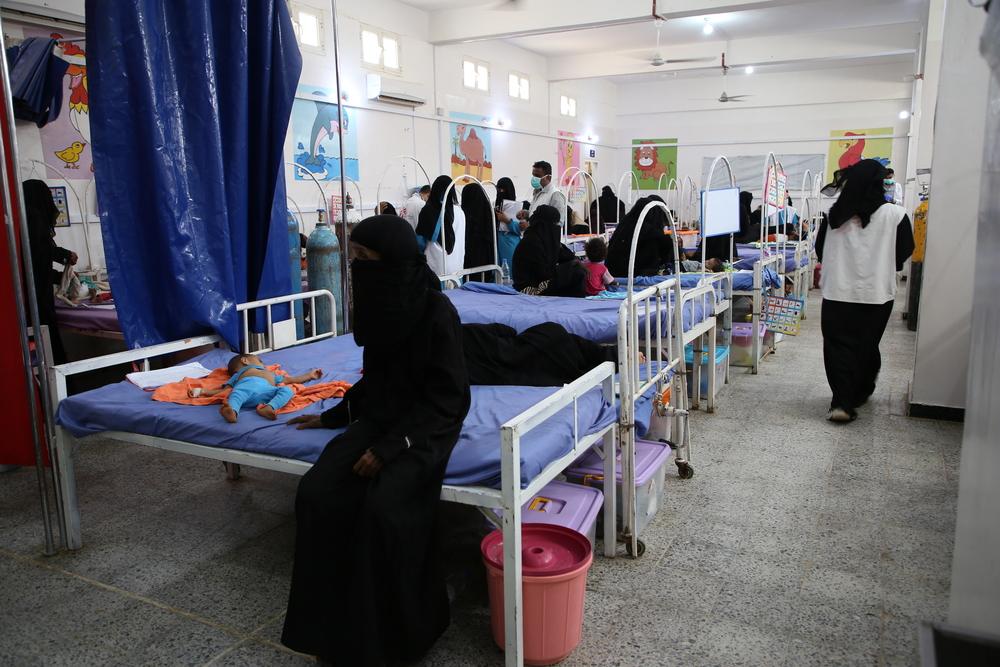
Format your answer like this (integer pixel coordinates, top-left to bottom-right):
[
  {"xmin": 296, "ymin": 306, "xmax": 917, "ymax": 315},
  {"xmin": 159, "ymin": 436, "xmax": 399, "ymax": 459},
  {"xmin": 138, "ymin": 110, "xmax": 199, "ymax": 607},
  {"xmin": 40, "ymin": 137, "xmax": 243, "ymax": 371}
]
[{"xmin": 191, "ymin": 354, "xmax": 322, "ymax": 423}]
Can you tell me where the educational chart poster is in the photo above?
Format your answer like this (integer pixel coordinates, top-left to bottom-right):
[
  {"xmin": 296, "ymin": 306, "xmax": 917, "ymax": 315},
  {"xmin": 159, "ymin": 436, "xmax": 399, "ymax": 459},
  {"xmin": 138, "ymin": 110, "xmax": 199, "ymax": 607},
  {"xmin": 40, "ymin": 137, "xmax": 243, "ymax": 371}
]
[
  {"xmin": 826, "ymin": 127, "xmax": 892, "ymax": 178},
  {"xmin": 631, "ymin": 138, "xmax": 677, "ymax": 190},
  {"xmin": 557, "ymin": 130, "xmax": 581, "ymax": 192},
  {"xmin": 50, "ymin": 186, "xmax": 69, "ymax": 226},
  {"xmin": 291, "ymin": 85, "xmax": 359, "ymax": 181},
  {"xmin": 22, "ymin": 26, "xmax": 91, "ymax": 177},
  {"xmin": 449, "ymin": 112, "xmax": 492, "ymax": 181},
  {"xmin": 763, "ymin": 295, "xmax": 805, "ymax": 336}
]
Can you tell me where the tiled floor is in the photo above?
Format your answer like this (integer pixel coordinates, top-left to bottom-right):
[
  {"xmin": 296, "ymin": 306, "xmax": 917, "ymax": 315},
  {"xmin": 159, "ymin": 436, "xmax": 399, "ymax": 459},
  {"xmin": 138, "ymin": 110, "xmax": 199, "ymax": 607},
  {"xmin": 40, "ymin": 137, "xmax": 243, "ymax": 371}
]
[{"xmin": 0, "ymin": 293, "xmax": 961, "ymax": 666}]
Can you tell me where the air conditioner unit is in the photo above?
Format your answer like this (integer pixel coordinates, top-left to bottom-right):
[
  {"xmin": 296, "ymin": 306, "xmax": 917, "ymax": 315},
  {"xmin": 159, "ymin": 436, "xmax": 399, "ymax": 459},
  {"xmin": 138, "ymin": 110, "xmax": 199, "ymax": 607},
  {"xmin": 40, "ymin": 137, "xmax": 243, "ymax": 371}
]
[{"xmin": 366, "ymin": 74, "xmax": 426, "ymax": 108}]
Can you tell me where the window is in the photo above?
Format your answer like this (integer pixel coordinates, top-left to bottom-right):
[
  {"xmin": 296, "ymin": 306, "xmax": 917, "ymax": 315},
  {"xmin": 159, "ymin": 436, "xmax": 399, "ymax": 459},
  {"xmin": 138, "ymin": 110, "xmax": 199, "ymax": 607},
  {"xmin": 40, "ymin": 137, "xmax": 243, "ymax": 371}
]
[
  {"xmin": 560, "ymin": 95, "xmax": 577, "ymax": 117},
  {"xmin": 289, "ymin": 3, "xmax": 326, "ymax": 54},
  {"xmin": 361, "ymin": 27, "xmax": 401, "ymax": 73},
  {"xmin": 508, "ymin": 72, "xmax": 529, "ymax": 101},
  {"xmin": 463, "ymin": 58, "xmax": 490, "ymax": 92}
]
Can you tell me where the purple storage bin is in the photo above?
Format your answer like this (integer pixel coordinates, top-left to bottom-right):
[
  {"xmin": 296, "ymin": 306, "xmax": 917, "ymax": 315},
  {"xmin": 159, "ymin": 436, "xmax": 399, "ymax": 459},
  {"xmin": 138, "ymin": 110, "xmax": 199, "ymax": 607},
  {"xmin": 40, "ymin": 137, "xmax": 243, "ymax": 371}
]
[
  {"xmin": 731, "ymin": 321, "xmax": 767, "ymax": 344},
  {"xmin": 565, "ymin": 440, "xmax": 671, "ymax": 537},
  {"xmin": 731, "ymin": 322, "xmax": 767, "ymax": 367},
  {"xmin": 522, "ymin": 480, "xmax": 604, "ymax": 548}
]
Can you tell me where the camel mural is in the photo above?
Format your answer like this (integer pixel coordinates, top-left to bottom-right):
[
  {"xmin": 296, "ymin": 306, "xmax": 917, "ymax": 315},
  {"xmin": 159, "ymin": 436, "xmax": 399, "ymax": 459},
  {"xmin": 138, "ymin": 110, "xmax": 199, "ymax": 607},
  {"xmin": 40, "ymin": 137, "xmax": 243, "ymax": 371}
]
[{"xmin": 450, "ymin": 114, "xmax": 492, "ymax": 181}]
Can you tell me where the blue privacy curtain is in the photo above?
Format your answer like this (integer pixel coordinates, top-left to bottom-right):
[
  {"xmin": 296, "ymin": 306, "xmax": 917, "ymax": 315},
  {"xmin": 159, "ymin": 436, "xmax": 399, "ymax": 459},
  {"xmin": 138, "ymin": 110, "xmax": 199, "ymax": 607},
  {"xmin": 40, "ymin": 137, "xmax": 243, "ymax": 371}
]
[{"xmin": 86, "ymin": 0, "xmax": 302, "ymax": 349}]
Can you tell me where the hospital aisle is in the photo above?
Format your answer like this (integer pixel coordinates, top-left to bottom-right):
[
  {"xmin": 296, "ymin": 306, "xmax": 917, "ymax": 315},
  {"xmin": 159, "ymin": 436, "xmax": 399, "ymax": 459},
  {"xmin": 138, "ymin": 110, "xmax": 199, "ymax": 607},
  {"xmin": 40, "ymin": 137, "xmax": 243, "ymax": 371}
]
[{"xmin": 0, "ymin": 294, "xmax": 961, "ymax": 666}]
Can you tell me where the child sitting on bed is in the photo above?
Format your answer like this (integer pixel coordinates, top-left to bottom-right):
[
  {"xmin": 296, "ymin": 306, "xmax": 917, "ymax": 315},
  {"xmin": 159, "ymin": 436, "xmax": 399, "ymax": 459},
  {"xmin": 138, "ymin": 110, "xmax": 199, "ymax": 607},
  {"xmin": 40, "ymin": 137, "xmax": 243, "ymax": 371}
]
[
  {"xmin": 582, "ymin": 237, "xmax": 614, "ymax": 296},
  {"xmin": 191, "ymin": 354, "xmax": 322, "ymax": 423}
]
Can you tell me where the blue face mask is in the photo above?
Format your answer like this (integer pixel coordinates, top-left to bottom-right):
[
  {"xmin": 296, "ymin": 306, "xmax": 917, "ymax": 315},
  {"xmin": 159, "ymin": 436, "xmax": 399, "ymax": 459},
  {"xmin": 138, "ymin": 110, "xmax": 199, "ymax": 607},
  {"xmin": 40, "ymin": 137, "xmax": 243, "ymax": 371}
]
[{"xmin": 530, "ymin": 176, "xmax": 543, "ymax": 189}]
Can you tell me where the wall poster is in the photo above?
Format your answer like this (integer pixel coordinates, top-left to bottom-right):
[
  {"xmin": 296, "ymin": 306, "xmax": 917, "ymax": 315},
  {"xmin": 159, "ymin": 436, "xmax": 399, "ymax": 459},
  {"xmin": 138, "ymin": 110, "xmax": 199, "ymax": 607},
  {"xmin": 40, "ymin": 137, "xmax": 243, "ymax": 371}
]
[
  {"xmin": 826, "ymin": 127, "xmax": 893, "ymax": 178},
  {"xmin": 291, "ymin": 85, "xmax": 359, "ymax": 181},
  {"xmin": 557, "ymin": 130, "xmax": 581, "ymax": 195},
  {"xmin": 631, "ymin": 138, "xmax": 677, "ymax": 190},
  {"xmin": 449, "ymin": 112, "xmax": 492, "ymax": 181}
]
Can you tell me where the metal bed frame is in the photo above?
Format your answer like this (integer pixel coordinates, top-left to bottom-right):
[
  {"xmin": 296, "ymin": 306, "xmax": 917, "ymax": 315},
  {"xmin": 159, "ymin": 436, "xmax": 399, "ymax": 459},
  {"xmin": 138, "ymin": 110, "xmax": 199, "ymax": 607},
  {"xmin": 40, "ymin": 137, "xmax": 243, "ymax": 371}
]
[{"xmin": 47, "ymin": 287, "xmax": 619, "ymax": 667}]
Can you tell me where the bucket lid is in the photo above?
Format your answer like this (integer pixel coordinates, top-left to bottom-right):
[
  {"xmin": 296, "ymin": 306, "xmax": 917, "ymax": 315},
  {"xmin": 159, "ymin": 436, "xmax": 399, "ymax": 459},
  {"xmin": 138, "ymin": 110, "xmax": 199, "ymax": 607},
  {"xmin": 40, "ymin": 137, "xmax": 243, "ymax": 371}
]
[{"xmin": 481, "ymin": 524, "xmax": 591, "ymax": 577}]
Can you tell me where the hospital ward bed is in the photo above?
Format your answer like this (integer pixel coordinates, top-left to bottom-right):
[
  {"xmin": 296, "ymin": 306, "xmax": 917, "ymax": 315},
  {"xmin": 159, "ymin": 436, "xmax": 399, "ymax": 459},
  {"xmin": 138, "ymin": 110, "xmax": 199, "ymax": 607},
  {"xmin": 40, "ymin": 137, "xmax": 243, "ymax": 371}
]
[{"xmin": 47, "ymin": 289, "xmax": 628, "ymax": 667}]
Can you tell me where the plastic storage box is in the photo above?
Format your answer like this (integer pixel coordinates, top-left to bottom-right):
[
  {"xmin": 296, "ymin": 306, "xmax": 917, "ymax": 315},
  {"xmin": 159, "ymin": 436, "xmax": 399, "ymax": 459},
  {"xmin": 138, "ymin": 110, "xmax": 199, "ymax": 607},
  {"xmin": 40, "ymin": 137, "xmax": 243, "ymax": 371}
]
[
  {"xmin": 565, "ymin": 439, "xmax": 670, "ymax": 537},
  {"xmin": 684, "ymin": 345, "xmax": 729, "ymax": 399},
  {"xmin": 730, "ymin": 322, "xmax": 767, "ymax": 367},
  {"xmin": 521, "ymin": 480, "xmax": 604, "ymax": 549}
]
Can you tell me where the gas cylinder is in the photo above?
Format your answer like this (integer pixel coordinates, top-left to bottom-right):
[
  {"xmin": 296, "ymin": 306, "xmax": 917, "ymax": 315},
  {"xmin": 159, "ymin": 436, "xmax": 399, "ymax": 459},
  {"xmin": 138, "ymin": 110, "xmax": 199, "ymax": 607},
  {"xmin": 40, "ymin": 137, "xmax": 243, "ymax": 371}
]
[
  {"xmin": 287, "ymin": 211, "xmax": 304, "ymax": 338},
  {"xmin": 306, "ymin": 209, "xmax": 342, "ymax": 335}
]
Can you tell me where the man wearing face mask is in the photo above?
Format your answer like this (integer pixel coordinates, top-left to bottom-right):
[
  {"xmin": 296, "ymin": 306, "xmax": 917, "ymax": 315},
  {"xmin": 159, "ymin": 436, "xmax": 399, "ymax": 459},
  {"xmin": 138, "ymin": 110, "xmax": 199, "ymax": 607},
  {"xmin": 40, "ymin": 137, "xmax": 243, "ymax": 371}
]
[
  {"xmin": 517, "ymin": 160, "xmax": 566, "ymax": 227},
  {"xmin": 401, "ymin": 184, "xmax": 431, "ymax": 231},
  {"xmin": 884, "ymin": 168, "xmax": 903, "ymax": 205}
]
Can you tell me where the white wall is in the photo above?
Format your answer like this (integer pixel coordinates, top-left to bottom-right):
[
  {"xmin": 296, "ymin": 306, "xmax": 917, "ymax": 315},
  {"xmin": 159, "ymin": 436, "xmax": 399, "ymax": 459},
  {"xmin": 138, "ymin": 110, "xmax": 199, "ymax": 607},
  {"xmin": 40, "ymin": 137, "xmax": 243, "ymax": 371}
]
[
  {"xmin": 949, "ymin": 1, "xmax": 1000, "ymax": 632},
  {"xmin": 287, "ymin": 0, "xmax": 619, "ymax": 235},
  {"xmin": 909, "ymin": 1, "xmax": 990, "ymax": 411},
  {"xmin": 611, "ymin": 62, "xmax": 914, "ymax": 207}
]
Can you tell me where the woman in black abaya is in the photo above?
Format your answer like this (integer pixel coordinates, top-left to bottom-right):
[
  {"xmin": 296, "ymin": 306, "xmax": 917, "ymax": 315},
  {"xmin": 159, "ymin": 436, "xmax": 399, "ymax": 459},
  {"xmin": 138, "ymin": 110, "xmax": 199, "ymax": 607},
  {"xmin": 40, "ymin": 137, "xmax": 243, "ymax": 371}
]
[
  {"xmin": 461, "ymin": 182, "xmax": 495, "ymax": 280},
  {"xmin": 589, "ymin": 185, "xmax": 626, "ymax": 233},
  {"xmin": 511, "ymin": 204, "xmax": 586, "ymax": 297},
  {"xmin": 282, "ymin": 215, "xmax": 471, "ymax": 665},
  {"xmin": 605, "ymin": 195, "xmax": 675, "ymax": 277},
  {"xmin": 816, "ymin": 160, "xmax": 913, "ymax": 422}
]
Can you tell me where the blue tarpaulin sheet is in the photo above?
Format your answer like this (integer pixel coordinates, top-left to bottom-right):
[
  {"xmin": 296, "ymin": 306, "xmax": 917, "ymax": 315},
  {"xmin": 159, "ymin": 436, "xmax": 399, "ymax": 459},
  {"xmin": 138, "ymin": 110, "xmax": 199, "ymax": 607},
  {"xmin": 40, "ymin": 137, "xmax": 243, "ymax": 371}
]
[{"xmin": 86, "ymin": 0, "xmax": 302, "ymax": 349}]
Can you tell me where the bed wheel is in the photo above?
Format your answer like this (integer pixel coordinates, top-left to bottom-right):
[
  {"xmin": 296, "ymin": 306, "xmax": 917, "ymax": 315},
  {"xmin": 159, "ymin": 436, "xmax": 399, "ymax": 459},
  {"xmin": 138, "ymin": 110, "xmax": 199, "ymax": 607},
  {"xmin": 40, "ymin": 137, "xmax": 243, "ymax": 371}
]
[
  {"xmin": 626, "ymin": 539, "xmax": 646, "ymax": 558},
  {"xmin": 676, "ymin": 461, "xmax": 694, "ymax": 479}
]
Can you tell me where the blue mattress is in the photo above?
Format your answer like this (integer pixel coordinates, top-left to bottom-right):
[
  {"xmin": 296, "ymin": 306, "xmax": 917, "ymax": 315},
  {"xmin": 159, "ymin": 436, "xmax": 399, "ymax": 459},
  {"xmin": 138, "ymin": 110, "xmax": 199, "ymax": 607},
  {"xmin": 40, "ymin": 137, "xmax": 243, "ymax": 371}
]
[
  {"xmin": 55, "ymin": 335, "xmax": 623, "ymax": 489},
  {"xmin": 448, "ymin": 283, "xmax": 714, "ymax": 343},
  {"xmin": 734, "ymin": 244, "xmax": 810, "ymax": 273},
  {"xmin": 618, "ymin": 269, "xmax": 780, "ymax": 291}
]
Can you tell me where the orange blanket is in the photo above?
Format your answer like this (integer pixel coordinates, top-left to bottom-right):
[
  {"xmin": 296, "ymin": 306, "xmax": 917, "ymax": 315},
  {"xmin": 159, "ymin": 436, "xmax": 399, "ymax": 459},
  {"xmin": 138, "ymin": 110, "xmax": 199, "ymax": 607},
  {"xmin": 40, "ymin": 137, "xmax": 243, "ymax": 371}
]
[{"xmin": 151, "ymin": 364, "xmax": 351, "ymax": 415}]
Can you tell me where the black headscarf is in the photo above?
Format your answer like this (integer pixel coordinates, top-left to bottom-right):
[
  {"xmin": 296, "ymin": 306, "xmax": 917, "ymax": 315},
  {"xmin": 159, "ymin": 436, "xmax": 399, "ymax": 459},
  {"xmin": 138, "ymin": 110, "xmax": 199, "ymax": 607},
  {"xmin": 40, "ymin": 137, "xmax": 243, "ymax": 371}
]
[
  {"xmin": 495, "ymin": 177, "xmax": 516, "ymax": 210},
  {"xmin": 588, "ymin": 186, "xmax": 624, "ymax": 234},
  {"xmin": 376, "ymin": 201, "xmax": 397, "ymax": 216},
  {"xmin": 824, "ymin": 159, "xmax": 889, "ymax": 229},
  {"xmin": 415, "ymin": 175, "xmax": 456, "ymax": 252},
  {"xmin": 461, "ymin": 183, "xmax": 494, "ymax": 270},
  {"xmin": 511, "ymin": 204, "xmax": 561, "ymax": 291},
  {"xmin": 349, "ymin": 215, "xmax": 439, "ymax": 347},
  {"xmin": 24, "ymin": 179, "xmax": 59, "ymax": 231},
  {"xmin": 606, "ymin": 195, "xmax": 674, "ymax": 276}
]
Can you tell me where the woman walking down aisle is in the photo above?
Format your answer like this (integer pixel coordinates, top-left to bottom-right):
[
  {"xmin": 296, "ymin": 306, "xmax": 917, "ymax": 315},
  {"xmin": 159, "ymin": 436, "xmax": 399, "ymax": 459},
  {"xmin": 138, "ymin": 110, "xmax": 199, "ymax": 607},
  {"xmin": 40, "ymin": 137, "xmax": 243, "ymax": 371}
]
[
  {"xmin": 282, "ymin": 215, "xmax": 471, "ymax": 665},
  {"xmin": 816, "ymin": 159, "xmax": 914, "ymax": 422}
]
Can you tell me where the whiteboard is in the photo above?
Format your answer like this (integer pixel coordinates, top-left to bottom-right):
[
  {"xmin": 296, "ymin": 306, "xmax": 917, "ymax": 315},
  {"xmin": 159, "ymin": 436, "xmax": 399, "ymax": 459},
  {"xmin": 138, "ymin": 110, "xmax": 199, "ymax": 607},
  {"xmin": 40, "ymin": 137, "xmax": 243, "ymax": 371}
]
[{"xmin": 701, "ymin": 187, "xmax": 740, "ymax": 238}]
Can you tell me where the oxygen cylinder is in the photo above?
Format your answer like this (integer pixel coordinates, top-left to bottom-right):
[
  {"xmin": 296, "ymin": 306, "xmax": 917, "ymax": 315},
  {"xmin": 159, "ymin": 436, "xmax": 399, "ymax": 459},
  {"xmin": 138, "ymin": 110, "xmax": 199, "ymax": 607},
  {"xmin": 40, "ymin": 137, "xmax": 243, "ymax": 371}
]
[
  {"xmin": 306, "ymin": 209, "xmax": 342, "ymax": 335},
  {"xmin": 287, "ymin": 211, "xmax": 304, "ymax": 338}
]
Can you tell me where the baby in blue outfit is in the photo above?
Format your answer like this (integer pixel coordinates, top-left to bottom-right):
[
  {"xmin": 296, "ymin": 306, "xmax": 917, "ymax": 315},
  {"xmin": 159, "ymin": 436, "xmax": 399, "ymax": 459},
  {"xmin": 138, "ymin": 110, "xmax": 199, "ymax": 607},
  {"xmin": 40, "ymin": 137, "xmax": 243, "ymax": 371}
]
[{"xmin": 195, "ymin": 354, "xmax": 322, "ymax": 423}]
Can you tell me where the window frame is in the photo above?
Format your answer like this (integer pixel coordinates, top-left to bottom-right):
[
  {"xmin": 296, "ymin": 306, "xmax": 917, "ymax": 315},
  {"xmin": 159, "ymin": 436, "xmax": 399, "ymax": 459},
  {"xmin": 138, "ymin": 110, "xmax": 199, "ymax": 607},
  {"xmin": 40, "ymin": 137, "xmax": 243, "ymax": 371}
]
[
  {"xmin": 360, "ymin": 25, "xmax": 403, "ymax": 75},
  {"xmin": 288, "ymin": 2, "xmax": 327, "ymax": 55},
  {"xmin": 508, "ymin": 71, "xmax": 530, "ymax": 101},
  {"xmin": 560, "ymin": 94, "xmax": 577, "ymax": 118},
  {"xmin": 462, "ymin": 57, "xmax": 491, "ymax": 93}
]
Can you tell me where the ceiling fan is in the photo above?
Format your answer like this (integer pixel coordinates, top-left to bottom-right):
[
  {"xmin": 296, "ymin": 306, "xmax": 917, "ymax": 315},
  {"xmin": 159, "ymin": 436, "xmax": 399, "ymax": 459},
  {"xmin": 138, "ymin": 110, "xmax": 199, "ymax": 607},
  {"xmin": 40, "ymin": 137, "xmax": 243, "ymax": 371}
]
[
  {"xmin": 695, "ymin": 53, "xmax": 752, "ymax": 102},
  {"xmin": 634, "ymin": 18, "xmax": 714, "ymax": 68}
]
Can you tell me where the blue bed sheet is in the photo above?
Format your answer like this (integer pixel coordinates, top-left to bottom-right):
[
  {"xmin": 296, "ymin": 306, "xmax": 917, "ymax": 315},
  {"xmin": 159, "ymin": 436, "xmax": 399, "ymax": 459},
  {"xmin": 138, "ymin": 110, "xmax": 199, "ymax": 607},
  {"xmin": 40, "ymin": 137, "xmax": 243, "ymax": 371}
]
[
  {"xmin": 55, "ymin": 335, "xmax": 621, "ymax": 489},
  {"xmin": 449, "ymin": 283, "xmax": 713, "ymax": 343},
  {"xmin": 616, "ymin": 269, "xmax": 780, "ymax": 291},
  {"xmin": 734, "ymin": 244, "xmax": 810, "ymax": 273}
]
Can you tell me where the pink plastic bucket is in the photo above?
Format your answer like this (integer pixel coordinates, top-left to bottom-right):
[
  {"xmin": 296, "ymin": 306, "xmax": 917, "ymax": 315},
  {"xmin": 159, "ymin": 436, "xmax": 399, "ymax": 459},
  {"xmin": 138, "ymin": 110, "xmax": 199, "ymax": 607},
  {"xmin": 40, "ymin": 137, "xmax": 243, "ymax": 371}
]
[{"xmin": 481, "ymin": 524, "xmax": 592, "ymax": 666}]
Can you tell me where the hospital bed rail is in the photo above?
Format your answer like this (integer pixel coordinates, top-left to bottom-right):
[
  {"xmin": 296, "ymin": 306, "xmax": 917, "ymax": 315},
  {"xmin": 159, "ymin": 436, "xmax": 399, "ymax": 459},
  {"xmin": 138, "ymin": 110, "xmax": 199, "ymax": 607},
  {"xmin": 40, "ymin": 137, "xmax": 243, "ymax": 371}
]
[
  {"xmin": 731, "ymin": 252, "xmax": 783, "ymax": 373},
  {"xmin": 46, "ymin": 286, "xmax": 619, "ymax": 667}
]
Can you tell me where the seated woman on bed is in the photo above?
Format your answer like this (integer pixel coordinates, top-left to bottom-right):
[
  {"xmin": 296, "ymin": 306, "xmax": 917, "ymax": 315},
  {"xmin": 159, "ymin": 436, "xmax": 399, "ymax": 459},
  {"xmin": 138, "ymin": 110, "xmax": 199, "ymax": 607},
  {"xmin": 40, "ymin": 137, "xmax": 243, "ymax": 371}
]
[
  {"xmin": 605, "ymin": 195, "xmax": 675, "ymax": 277},
  {"xmin": 281, "ymin": 215, "xmax": 471, "ymax": 666},
  {"xmin": 511, "ymin": 205, "xmax": 587, "ymax": 297}
]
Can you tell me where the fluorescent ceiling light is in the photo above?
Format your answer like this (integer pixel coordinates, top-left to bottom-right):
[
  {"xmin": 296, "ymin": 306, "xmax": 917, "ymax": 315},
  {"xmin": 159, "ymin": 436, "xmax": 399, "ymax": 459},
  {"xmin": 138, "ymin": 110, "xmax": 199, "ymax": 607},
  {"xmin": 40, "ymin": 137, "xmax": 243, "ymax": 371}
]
[
  {"xmin": 702, "ymin": 20, "xmax": 714, "ymax": 35},
  {"xmin": 745, "ymin": 66, "xmax": 754, "ymax": 74},
  {"xmin": 898, "ymin": 110, "xmax": 910, "ymax": 120}
]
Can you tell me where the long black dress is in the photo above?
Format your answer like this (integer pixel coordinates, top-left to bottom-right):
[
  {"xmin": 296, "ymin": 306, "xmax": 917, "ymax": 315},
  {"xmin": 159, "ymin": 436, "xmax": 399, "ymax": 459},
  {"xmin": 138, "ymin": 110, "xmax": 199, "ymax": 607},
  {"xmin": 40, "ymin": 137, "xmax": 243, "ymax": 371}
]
[
  {"xmin": 24, "ymin": 179, "xmax": 70, "ymax": 363},
  {"xmin": 283, "ymin": 216, "xmax": 471, "ymax": 665},
  {"xmin": 511, "ymin": 204, "xmax": 586, "ymax": 297},
  {"xmin": 461, "ymin": 322, "xmax": 615, "ymax": 386},
  {"xmin": 606, "ymin": 196, "xmax": 675, "ymax": 277}
]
